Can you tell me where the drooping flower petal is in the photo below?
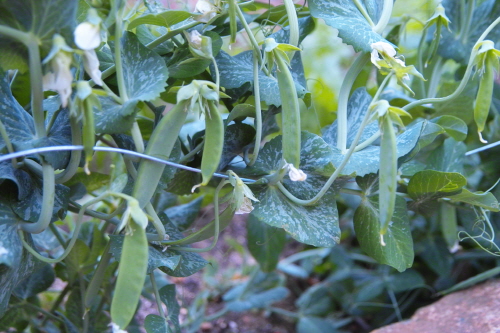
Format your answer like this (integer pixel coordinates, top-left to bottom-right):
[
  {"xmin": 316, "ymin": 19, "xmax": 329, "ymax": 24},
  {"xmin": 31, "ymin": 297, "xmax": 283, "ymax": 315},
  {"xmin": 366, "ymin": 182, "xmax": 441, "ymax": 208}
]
[
  {"xmin": 82, "ymin": 49, "xmax": 103, "ymax": 85},
  {"xmin": 287, "ymin": 164, "xmax": 307, "ymax": 181},
  {"xmin": 43, "ymin": 51, "xmax": 73, "ymax": 107},
  {"xmin": 235, "ymin": 196, "xmax": 255, "ymax": 214},
  {"xmin": 194, "ymin": 0, "xmax": 218, "ymax": 23}
]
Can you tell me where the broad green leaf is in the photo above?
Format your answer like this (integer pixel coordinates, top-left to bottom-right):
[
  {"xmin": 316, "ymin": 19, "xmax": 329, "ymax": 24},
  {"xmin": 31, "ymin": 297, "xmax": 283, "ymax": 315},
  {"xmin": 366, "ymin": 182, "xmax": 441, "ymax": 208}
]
[
  {"xmin": 158, "ymin": 214, "xmax": 208, "ymax": 277},
  {"xmin": 159, "ymin": 284, "xmax": 180, "ymax": 332},
  {"xmin": 119, "ymin": 32, "xmax": 169, "ymax": 102},
  {"xmin": 253, "ymin": 4, "xmax": 310, "ymax": 26},
  {"xmin": 387, "ymin": 269, "xmax": 426, "ymax": 293},
  {"xmin": 164, "ymin": 196, "xmax": 203, "ymax": 231},
  {"xmin": 426, "ymin": 138, "xmax": 466, "ymax": 173},
  {"xmin": 64, "ymin": 239, "xmax": 90, "ymax": 283},
  {"xmin": 297, "ymin": 316, "xmax": 342, "ymax": 333},
  {"xmin": 431, "ymin": 116, "xmax": 468, "ymax": 141},
  {"xmin": 145, "ymin": 314, "xmax": 169, "ymax": 333},
  {"xmin": 438, "ymin": 0, "xmax": 500, "ymax": 64},
  {"xmin": 353, "ymin": 195, "xmax": 413, "ymax": 272},
  {"xmin": 433, "ymin": 79, "xmax": 476, "ymax": 124},
  {"xmin": 0, "ymin": 224, "xmax": 40, "ymax": 317},
  {"xmin": 109, "ymin": 235, "xmax": 181, "ymax": 274},
  {"xmin": 0, "ymin": 0, "xmax": 77, "ymax": 69},
  {"xmin": 408, "ymin": 170, "xmax": 467, "ymax": 210},
  {"xmin": 247, "ymin": 214, "xmax": 287, "ymax": 272},
  {"xmin": 416, "ymin": 237, "xmax": 453, "ymax": 277},
  {"xmin": 0, "ymin": 161, "xmax": 32, "ymax": 200},
  {"xmin": 322, "ymin": 88, "xmax": 379, "ymax": 148},
  {"xmin": 249, "ymin": 132, "xmax": 345, "ymax": 247},
  {"xmin": 227, "ymin": 286, "xmax": 289, "ymax": 312},
  {"xmin": 447, "ymin": 188, "xmax": 500, "ymax": 212},
  {"xmin": 309, "ymin": 0, "xmax": 388, "ymax": 52},
  {"xmin": 295, "ymin": 283, "xmax": 335, "ymax": 316},
  {"xmin": 218, "ymin": 123, "xmax": 255, "ymax": 171},
  {"xmin": 94, "ymin": 97, "xmax": 138, "ymax": 134},
  {"xmin": 111, "ymin": 221, "xmax": 149, "ymax": 329},
  {"xmin": 13, "ymin": 264, "xmax": 54, "ymax": 299},
  {"xmin": 66, "ymin": 287, "xmax": 84, "ymax": 329},
  {"xmin": 128, "ymin": 10, "xmax": 193, "ymax": 30},
  {"xmin": 0, "ymin": 307, "xmax": 29, "ymax": 331}
]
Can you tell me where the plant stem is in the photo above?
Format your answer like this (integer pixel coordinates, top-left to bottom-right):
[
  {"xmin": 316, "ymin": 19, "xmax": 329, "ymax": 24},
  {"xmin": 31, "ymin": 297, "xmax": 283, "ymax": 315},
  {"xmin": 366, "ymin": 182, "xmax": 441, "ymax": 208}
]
[
  {"xmin": 49, "ymin": 224, "xmax": 66, "ymax": 247},
  {"xmin": 171, "ymin": 179, "xmax": 228, "ymax": 252},
  {"xmin": 427, "ymin": 56, "xmax": 443, "ymax": 98},
  {"xmin": 56, "ymin": 115, "xmax": 82, "ymax": 183},
  {"xmin": 283, "ymin": 0, "xmax": 299, "ymax": 61},
  {"xmin": 27, "ymin": 38, "xmax": 47, "ymax": 138},
  {"xmin": 150, "ymin": 273, "xmax": 166, "ymax": 318},
  {"xmin": 353, "ymin": 0, "xmax": 375, "ymax": 27},
  {"xmin": 373, "ymin": 0, "xmax": 394, "ymax": 34},
  {"xmin": 19, "ymin": 162, "xmax": 55, "ymax": 233},
  {"xmin": 131, "ymin": 122, "xmax": 145, "ymax": 153},
  {"xmin": 277, "ymin": 97, "xmax": 374, "ymax": 206},
  {"xmin": 337, "ymin": 53, "xmax": 370, "ymax": 153},
  {"xmin": 248, "ymin": 55, "xmax": 262, "ymax": 166}
]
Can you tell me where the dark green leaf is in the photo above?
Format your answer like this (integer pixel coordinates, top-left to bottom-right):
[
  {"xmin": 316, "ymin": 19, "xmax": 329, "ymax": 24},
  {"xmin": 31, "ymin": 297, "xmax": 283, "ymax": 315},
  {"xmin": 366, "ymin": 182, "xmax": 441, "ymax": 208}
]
[
  {"xmin": 109, "ymin": 235, "xmax": 181, "ymax": 274},
  {"xmin": 353, "ymin": 195, "xmax": 413, "ymax": 272},
  {"xmin": 438, "ymin": 0, "xmax": 500, "ymax": 64},
  {"xmin": 64, "ymin": 239, "xmax": 90, "ymax": 283},
  {"xmin": 387, "ymin": 269, "xmax": 426, "ymax": 293},
  {"xmin": 309, "ymin": 0, "xmax": 388, "ymax": 52},
  {"xmin": 94, "ymin": 97, "xmax": 138, "ymax": 134},
  {"xmin": 0, "ymin": 224, "xmax": 40, "ymax": 317},
  {"xmin": 227, "ymin": 286, "xmax": 289, "ymax": 312},
  {"xmin": 296, "ymin": 283, "xmax": 335, "ymax": 316},
  {"xmin": 164, "ymin": 196, "xmax": 203, "ymax": 231},
  {"xmin": 247, "ymin": 214, "xmax": 286, "ymax": 272},
  {"xmin": 0, "ymin": 307, "xmax": 29, "ymax": 331},
  {"xmin": 159, "ymin": 284, "xmax": 180, "ymax": 332},
  {"xmin": 297, "ymin": 316, "xmax": 342, "ymax": 333},
  {"xmin": 145, "ymin": 314, "xmax": 169, "ymax": 333},
  {"xmin": 0, "ymin": 161, "xmax": 32, "ymax": 201},
  {"xmin": 66, "ymin": 287, "xmax": 84, "ymax": 329},
  {"xmin": 439, "ymin": 202, "xmax": 458, "ymax": 249},
  {"xmin": 119, "ymin": 32, "xmax": 169, "ymax": 102},
  {"xmin": 430, "ymin": 116, "xmax": 468, "ymax": 141},
  {"xmin": 13, "ymin": 263, "xmax": 55, "ymax": 299},
  {"xmin": 218, "ymin": 123, "xmax": 255, "ymax": 171}
]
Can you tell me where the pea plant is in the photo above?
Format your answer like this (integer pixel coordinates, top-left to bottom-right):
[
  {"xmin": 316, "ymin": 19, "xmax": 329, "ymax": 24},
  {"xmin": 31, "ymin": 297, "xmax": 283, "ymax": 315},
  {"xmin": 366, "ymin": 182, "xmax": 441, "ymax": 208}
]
[{"xmin": 1, "ymin": 0, "xmax": 500, "ymax": 332}]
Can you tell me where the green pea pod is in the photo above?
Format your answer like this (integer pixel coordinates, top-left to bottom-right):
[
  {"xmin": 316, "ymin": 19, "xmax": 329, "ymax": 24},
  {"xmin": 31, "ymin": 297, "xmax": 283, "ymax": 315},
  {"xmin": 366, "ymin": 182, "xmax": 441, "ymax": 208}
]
[
  {"xmin": 200, "ymin": 100, "xmax": 224, "ymax": 186},
  {"xmin": 110, "ymin": 220, "xmax": 148, "ymax": 329},
  {"xmin": 275, "ymin": 51, "xmax": 301, "ymax": 168},
  {"xmin": 439, "ymin": 202, "xmax": 457, "ymax": 249},
  {"xmin": 133, "ymin": 101, "xmax": 188, "ymax": 208},
  {"xmin": 83, "ymin": 99, "xmax": 95, "ymax": 168},
  {"xmin": 379, "ymin": 114, "xmax": 397, "ymax": 236},
  {"xmin": 474, "ymin": 53, "xmax": 495, "ymax": 136}
]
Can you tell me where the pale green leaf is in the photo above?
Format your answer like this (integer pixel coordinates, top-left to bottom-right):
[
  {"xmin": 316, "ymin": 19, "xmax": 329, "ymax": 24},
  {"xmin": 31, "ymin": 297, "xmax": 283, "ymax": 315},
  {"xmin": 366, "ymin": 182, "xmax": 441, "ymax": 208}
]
[
  {"xmin": 128, "ymin": 10, "xmax": 193, "ymax": 30},
  {"xmin": 447, "ymin": 188, "xmax": 500, "ymax": 211}
]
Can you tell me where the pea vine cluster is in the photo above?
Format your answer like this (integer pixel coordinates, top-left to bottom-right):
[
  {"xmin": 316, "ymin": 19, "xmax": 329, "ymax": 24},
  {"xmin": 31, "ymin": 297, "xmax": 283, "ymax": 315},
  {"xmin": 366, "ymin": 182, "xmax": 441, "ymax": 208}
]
[{"xmin": 0, "ymin": 0, "xmax": 499, "ymax": 332}]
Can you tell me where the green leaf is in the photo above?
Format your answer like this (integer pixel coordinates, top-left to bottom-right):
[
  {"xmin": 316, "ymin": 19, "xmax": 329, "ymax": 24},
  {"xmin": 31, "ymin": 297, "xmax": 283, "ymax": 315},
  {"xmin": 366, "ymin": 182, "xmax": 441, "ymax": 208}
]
[
  {"xmin": 0, "ymin": 307, "xmax": 29, "ymax": 331},
  {"xmin": 438, "ymin": 0, "xmax": 500, "ymax": 64},
  {"xmin": 433, "ymin": 79, "xmax": 476, "ymax": 124},
  {"xmin": 109, "ymin": 236, "xmax": 181, "ymax": 274},
  {"xmin": 94, "ymin": 97, "xmax": 138, "ymax": 134},
  {"xmin": 64, "ymin": 239, "xmax": 90, "ymax": 283},
  {"xmin": 0, "ymin": 224, "xmax": 40, "ymax": 317},
  {"xmin": 159, "ymin": 284, "xmax": 180, "ymax": 332},
  {"xmin": 128, "ymin": 10, "xmax": 194, "ymax": 30},
  {"xmin": 218, "ymin": 123, "xmax": 255, "ymax": 171},
  {"xmin": 426, "ymin": 138, "xmax": 466, "ymax": 173},
  {"xmin": 247, "ymin": 214, "xmax": 286, "ymax": 272},
  {"xmin": 66, "ymin": 287, "xmax": 84, "ymax": 329},
  {"xmin": 353, "ymin": 195, "xmax": 414, "ymax": 272},
  {"xmin": 447, "ymin": 188, "xmax": 500, "ymax": 212},
  {"xmin": 408, "ymin": 170, "xmax": 467, "ymax": 211},
  {"xmin": 119, "ymin": 32, "xmax": 169, "ymax": 102},
  {"xmin": 430, "ymin": 116, "xmax": 468, "ymax": 141},
  {"xmin": 145, "ymin": 314, "xmax": 169, "ymax": 333},
  {"xmin": 309, "ymin": 0, "xmax": 388, "ymax": 52},
  {"xmin": 438, "ymin": 266, "xmax": 500, "ymax": 295},
  {"xmin": 158, "ymin": 214, "xmax": 208, "ymax": 277},
  {"xmin": 227, "ymin": 286, "xmax": 289, "ymax": 312},
  {"xmin": 13, "ymin": 263, "xmax": 55, "ymax": 299},
  {"xmin": 0, "ymin": 0, "xmax": 77, "ymax": 62},
  {"xmin": 164, "ymin": 196, "xmax": 203, "ymax": 231},
  {"xmin": 297, "ymin": 317, "xmax": 343, "ymax": 333},
  {"xmin": 439, "ymin": 202, "xmax": 458, "ymax": 249},
  {"xmin": 295, "ymin": 283, "xmax": 335, "ymax": 316},
  {"xmin": 249, "ymin": 132, "xmax": 345, "ymax": 247}
]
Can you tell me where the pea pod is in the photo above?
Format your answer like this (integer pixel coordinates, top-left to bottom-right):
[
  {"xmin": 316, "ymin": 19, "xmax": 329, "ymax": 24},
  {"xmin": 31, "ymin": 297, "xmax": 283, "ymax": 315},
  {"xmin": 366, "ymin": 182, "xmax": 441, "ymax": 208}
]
[
  {"xmin": 83, "ymin": 99, "xmax": 95, "ymax": 171},
  {"xmin": 133, "ymin": 100, "xmax": 188, "ymax": 208},
  {"xmin": 110, "ymin": 220, "xmax": 148, "ymax": 329},
  {"xmin": 275, "ymin": 51, "xmax": 301, "ymax": 168},
  {"xmin": 439, "ymin": 202, "xmax": 457, "ymax": 249},
  {"xmin": 200, "ymin": 100, "xmax": 224, "ymax": 186},
  {"xmin": 474, "ymin": 53, "xmax": 495, "ymax": 138},
  {"xmin": 379, "ymin": 114, "xmax": 397, "ymax": 236}
]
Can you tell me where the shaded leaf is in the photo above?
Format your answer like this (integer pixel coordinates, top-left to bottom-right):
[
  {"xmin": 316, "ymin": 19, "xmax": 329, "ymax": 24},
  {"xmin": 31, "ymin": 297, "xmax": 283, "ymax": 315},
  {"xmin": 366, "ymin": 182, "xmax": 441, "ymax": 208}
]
[
  {"xmin": 447, "ymin": 189, "xmax": 500, "ymax": 211},
  {"xmin": 426, "ymin": 137, "xmax": 466, "ymax": 173},
  {"xmin": 13, "ymin": 263, "xmax": 55, "ymax": 299},
  {"xmin": 164, "ymin": 196, "xmax": 203, "ymax": 231},
  {"xmin": 145, "ymin": 314, "xmax": 169, "ymax": 333},
  {"xmin": 159, "ymin": 284, "xmax": 180, "ymax": 332},
  {"xmin": 247, "ymin": 214, "xmax": 286, "ymax": 272},
  {"xmin": 128, "ymin": 10, "xmax": 193, "ymax": 30},
  {"xmin": 353, "ymin": 195, "xmax": 413, "ymax": 272}
]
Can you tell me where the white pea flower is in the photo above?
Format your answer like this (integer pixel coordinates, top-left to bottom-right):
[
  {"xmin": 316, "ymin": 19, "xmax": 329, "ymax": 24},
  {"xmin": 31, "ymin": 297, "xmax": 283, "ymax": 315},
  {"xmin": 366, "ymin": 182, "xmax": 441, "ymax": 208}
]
[
  {"xmin": 228, "ymin": 170, "xmax": 259, "ymax": 214},
  {"xmin": 189, "ymin": 30, "xmax": 203, "ymax": 49},
  {"xmin": 284, "ymin": 162, "xmax": 307, "ymax": 182},
  {"xmin": 235, "ymin": 196, "xmax": 255, "ymax": 215},
  {"xmin": 109, "ymin": 322, "xmax": 128, "ymax": 333},
  {"xmin": 43, "ymin": 34, "xmax": 74, "ymax": 107},
  {"xmin": 74, "ymin": 9, "xmax": 103, "ymax": 86},
  {"xmin": 194, "ymin": 0, "xmax": 218, "ymax": 23},
  {"xmin": 370, "ymin": 41, "xmax": 396, "ymax": 69}
]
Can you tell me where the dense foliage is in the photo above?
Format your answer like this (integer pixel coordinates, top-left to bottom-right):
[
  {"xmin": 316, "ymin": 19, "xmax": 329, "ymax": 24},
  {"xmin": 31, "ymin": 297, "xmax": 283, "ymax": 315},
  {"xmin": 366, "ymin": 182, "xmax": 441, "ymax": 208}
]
[{"xmin": 0, "ymin": 0, "xmax": 500, "ymax": 332}]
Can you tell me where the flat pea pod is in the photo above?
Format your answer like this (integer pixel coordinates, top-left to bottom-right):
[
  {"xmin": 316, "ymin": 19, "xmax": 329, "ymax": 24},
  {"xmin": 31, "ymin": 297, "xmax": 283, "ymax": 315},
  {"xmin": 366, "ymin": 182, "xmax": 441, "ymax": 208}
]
[
  {"xmin": 83, "ymin": 99, "xmax": 95, "ymax": 168},
  {"xmin": 200, "ymin": 100, "xmax": 224, "ymax": 186},
  {"xmin": 133, "ymin": 100, "xmax": 188, "ymax": 208},
  {"xmin": 275, "ymin": 51, "xmax": 301, "ymax": 168},
  {"xmin": 379, "ymin": 114, "xmax": 397, "ymax": 235},
  {"xmin": 110, "ymin": 220, "xmax": 148, "ymax": 329},
  {"xmin": 474, "ymin": 53, "xmax": 495, "ymax": 136}
]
